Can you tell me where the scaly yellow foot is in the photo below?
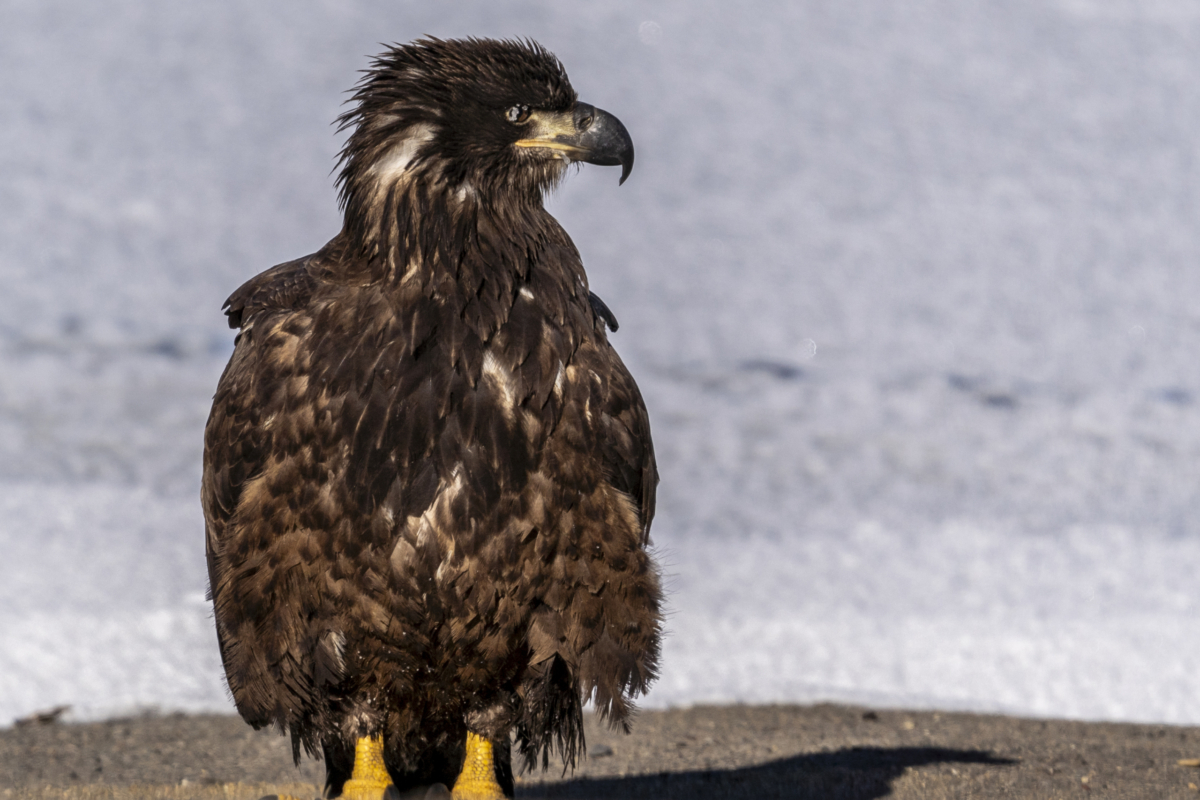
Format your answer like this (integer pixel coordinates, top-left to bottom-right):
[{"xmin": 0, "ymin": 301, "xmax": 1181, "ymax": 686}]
[
  {"xmin": 340, "ymin": 734, "xmax": 398, "ymax": 800},
  {"xmin": 451, "ymin": 731, "xmax": 506, "ymax": 800}
]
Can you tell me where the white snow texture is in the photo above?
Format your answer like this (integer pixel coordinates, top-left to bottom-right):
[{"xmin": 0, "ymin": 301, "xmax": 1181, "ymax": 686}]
[{"xmin": 2, "ymin": 0, "xmax": 1199, "ymax": 726}]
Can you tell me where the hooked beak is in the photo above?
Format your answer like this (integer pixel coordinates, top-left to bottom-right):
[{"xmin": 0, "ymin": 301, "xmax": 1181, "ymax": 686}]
[{"xmin": 515, "ymin": 102, "xmax": 635, "ymax": 185}]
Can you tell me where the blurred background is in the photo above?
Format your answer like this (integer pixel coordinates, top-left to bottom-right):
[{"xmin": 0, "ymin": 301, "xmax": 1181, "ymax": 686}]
[{"xmin": 3, "ymin": 0, "xmax": 1200, "ymax": 725}]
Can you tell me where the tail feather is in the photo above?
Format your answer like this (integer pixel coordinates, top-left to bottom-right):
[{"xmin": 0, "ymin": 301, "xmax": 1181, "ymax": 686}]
[{"xmin": 515, "ymin": 655, "xmax": 584, "ymax": 774}]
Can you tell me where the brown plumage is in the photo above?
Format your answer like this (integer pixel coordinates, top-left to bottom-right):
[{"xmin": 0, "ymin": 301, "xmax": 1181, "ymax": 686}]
[{"xmin": 201, "ymin": 37, "xmax": 662, "ymax": 797}]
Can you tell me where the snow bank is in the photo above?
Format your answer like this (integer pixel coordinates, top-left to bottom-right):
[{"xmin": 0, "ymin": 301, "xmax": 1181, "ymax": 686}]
[{"xmin": 3, "ymin": 0, "xmax": 1200, "ymax": 725}]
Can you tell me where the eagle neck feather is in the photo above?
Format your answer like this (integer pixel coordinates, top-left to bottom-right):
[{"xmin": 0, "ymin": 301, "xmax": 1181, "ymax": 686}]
[
  {"xmin": 337, "ymin": 171, "xmax": 573, "ymax": 347},
  {"xmin": 345, "ymin": 170, "xmax": 555, "ymax": 280}
]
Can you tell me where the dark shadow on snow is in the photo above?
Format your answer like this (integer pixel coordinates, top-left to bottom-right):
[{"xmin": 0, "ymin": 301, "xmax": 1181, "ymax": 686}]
[{"xmin": 519, "ymin": 745, "xmax": 1016, "ymax": 799}]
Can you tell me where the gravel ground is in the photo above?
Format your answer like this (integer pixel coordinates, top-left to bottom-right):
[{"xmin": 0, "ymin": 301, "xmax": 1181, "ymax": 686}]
[{"xmin": 3, "ymin": 704, "xmax": 1200, "ymax": 799}]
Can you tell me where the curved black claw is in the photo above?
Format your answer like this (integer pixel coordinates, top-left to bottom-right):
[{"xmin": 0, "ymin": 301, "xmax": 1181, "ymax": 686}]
[{"xmin": 589, "ymin": 291, "xmax": 620, "ymax": 332}]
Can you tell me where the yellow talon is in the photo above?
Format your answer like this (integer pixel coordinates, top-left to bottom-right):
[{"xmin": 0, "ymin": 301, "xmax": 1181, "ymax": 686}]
[
  {"xmin": 451, "ymin": 731, "xmax": 506, "ymax": 800},
  {"xmin": 340, "ymin": 734, "xmax": 397, "ymax": 800}
]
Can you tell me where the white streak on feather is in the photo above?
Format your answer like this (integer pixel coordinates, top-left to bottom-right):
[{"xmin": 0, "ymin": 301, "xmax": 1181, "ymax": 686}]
[
  {"xmin": 553, "ymin": 360, "xmax": 566, "ymax": 399},
  {"xmin": 404, "ymin": 468, "xmax": 466, "ymax": 552},
  {"xmin": 319, "ymin": 630, "xmax": 346, "ymax": 672},
  {"xmin": 483, "ymin": 350, "xmax": 517, "ymax": 412},
  {"xmin": 371, "ymin": 123, "xmax": 435, "ymax": 181}
]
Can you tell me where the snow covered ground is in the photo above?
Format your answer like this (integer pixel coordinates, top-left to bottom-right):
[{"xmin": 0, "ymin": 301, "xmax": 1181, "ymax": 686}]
[{"xmin": 3, "ymin": 0, "xmax": 1200, "ymax": 725}]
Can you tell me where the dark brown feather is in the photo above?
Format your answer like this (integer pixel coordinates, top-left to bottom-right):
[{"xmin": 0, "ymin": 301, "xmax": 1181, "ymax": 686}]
[{"xmin": 202, "ymin": 37, "xmax": 661, "ymax": 795}]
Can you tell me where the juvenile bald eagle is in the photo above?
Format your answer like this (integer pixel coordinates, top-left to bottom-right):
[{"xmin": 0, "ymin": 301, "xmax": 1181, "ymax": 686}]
[{"xmin": 202, "ymin": 37, "xmax": 662, "ymax": 799}]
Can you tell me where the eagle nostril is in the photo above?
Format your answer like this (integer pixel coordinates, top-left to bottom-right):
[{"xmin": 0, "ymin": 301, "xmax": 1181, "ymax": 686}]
[{"xmin": 574, "ymin": 103, "xmax": 596, "ymax": 132}]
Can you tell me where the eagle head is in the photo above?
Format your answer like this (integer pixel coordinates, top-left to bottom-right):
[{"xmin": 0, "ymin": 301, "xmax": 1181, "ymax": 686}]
[{"xmin": 335, "ymin": 37, "xmax": 634, "ymax": 250}]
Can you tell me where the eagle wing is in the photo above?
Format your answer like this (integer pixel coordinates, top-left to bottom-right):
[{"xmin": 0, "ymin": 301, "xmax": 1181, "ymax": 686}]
[
  {"xmin": 202, "ymin": 251, "xmax": 342, "ymax": 745},
  {"xmin": 593, "ymin": 341, "xmax": 657, "ymax": 543},
  {"xmin": 203, "ymin": 253, "xmax": 320, "ymax": 540}
]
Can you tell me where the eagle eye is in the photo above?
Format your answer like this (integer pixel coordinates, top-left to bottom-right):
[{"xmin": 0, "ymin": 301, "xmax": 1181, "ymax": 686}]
[{"xmin": 505, "ymin": 104, "xmax": 532, "ymax": 124}]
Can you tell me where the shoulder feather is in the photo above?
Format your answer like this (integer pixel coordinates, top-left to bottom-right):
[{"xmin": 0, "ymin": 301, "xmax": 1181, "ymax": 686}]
[{"xmin": 223, "ymin": 254, "xmax": 320, "ymax": 330}]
